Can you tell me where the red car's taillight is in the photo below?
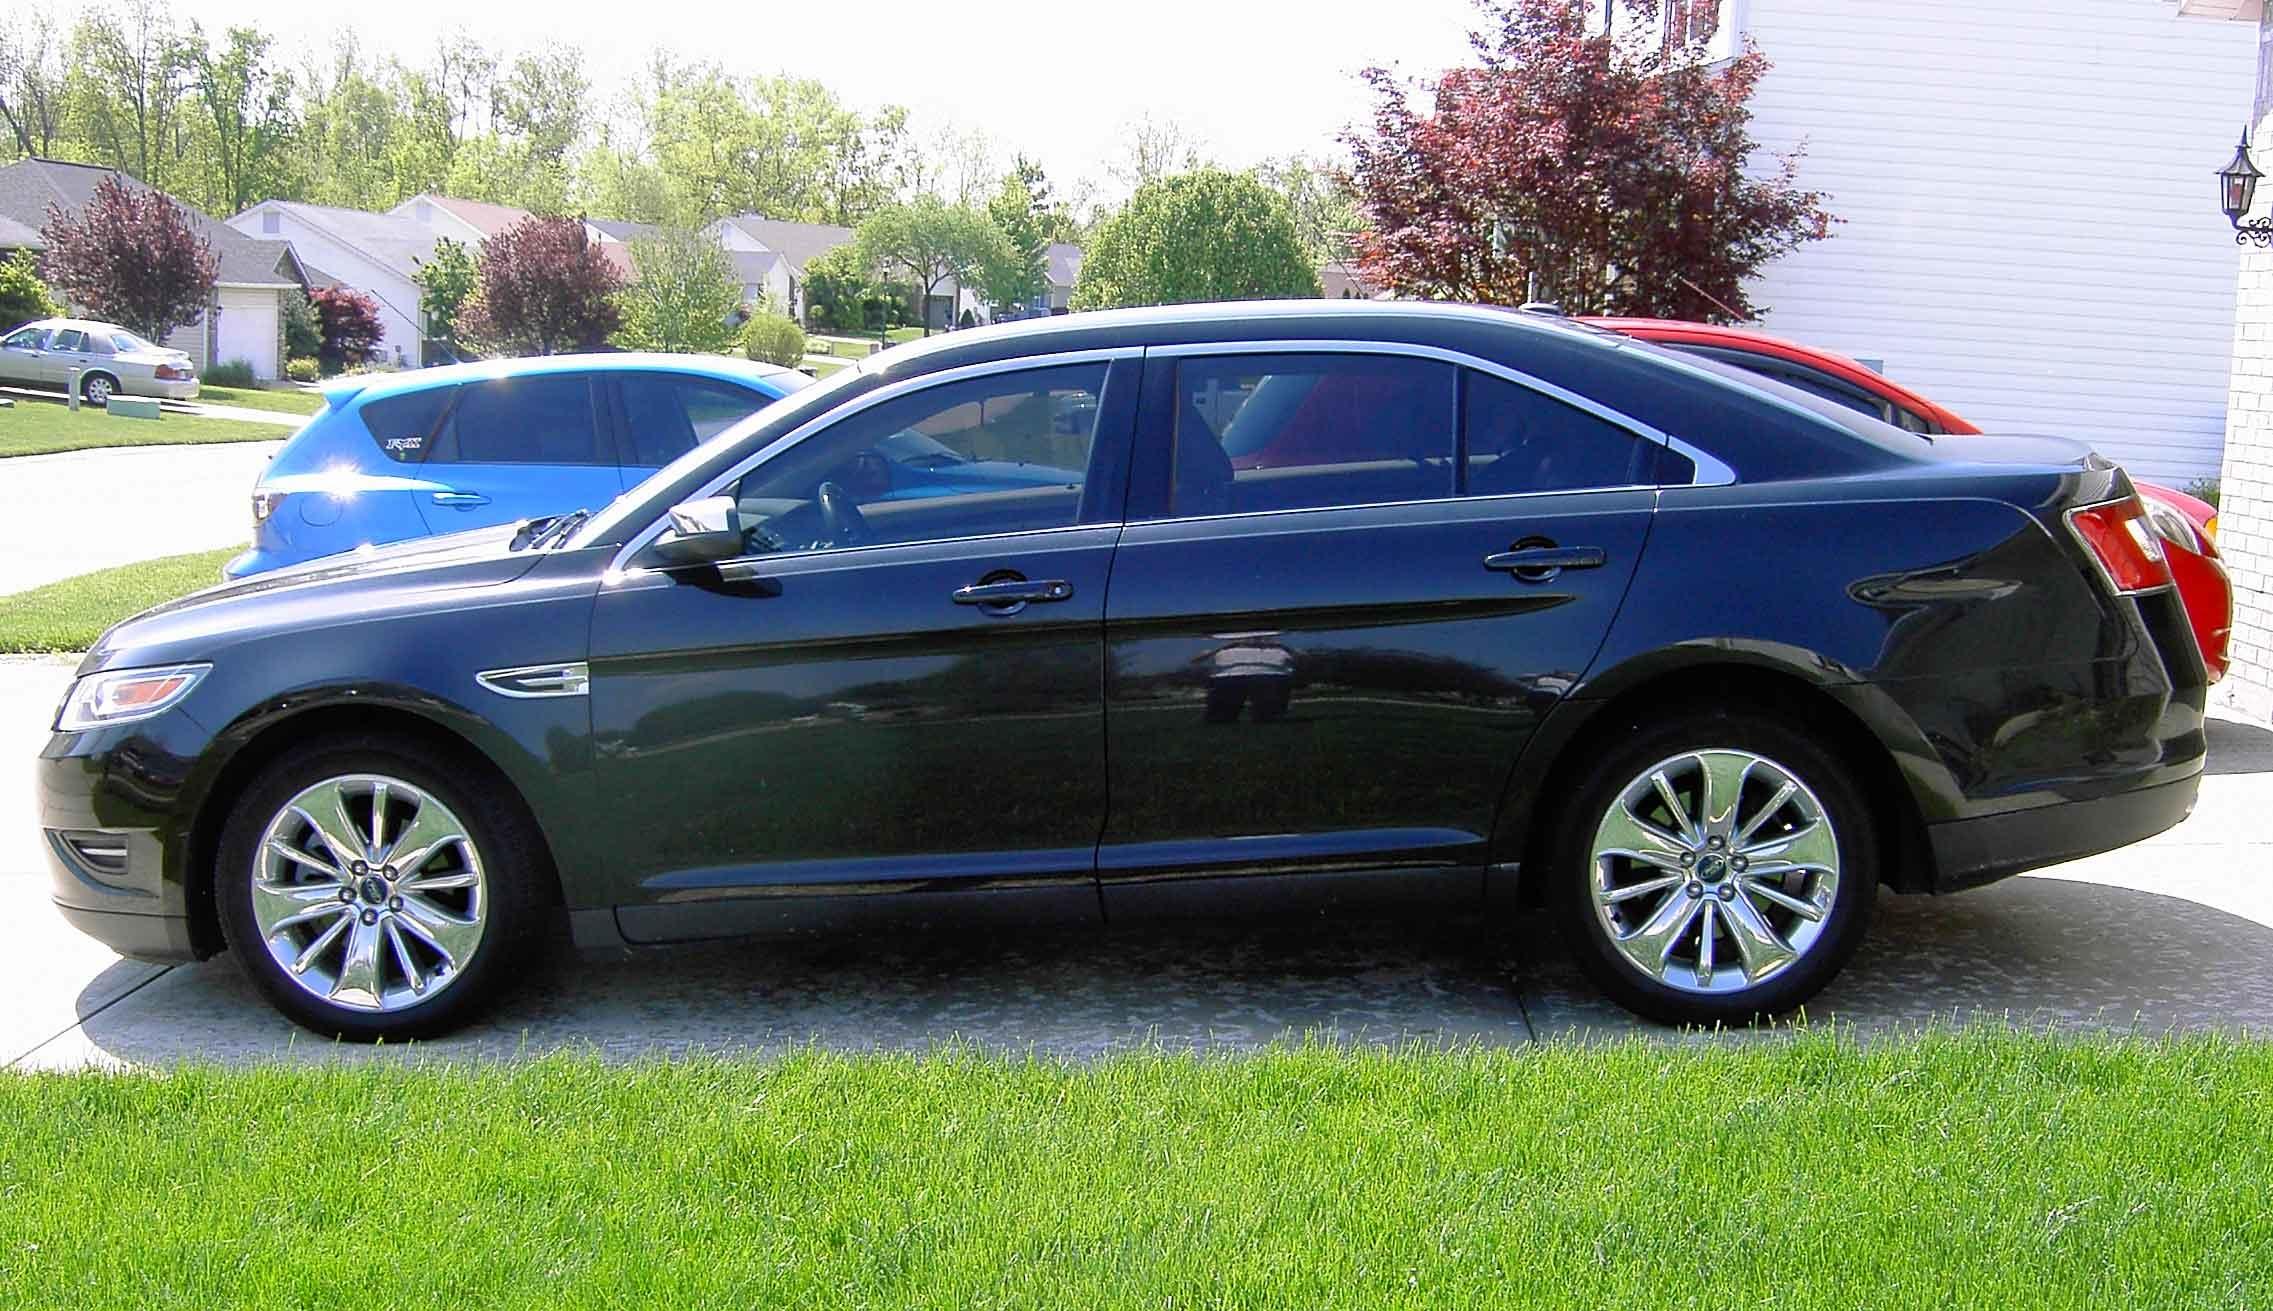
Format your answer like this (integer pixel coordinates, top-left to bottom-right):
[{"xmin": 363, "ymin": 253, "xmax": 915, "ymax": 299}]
[{"xmin": 2066, "ymin": 497, "xmax": 2173, "ymax": 595}]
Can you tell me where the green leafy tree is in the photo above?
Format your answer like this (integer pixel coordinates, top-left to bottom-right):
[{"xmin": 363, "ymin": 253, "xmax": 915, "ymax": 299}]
[
  {"xmin": 0, "ymin": 249, "xmax": 58, "ymax": 328},
  {"xmin": 801, "ymin": 243, "xmax": 892, "ymax": 334},
  {"xmin": 853, "ymin": 197, "xmax": 1009, "ymax": 335},
  {"xmin": 191, "ymin": 25, "xmax": 297, "ymax": 215},
  {"xmin": 979, "ymin": 158, "xmax": 1053, "ymax": 311},
  {"xmin": 1253, "ymin": 154, "xmax": 1361, "ymax": 271},
  {"xmin": 614, "ymin": 228, "xmax": 742, "ymax": 354},
  {"xmin": 281, "ymin": 287, "xmax": 321, "ymax": 359},
  {"xmin": 413, "ymin": 236, "xmax": 477, "ymax": 356},
  {"xmin": 1, "ymin": 7, "xmax": 69, "ymax": 157},
  {"xmin": 1072, "ymin": 169, "xmax": 1319, "ymax": 310}
]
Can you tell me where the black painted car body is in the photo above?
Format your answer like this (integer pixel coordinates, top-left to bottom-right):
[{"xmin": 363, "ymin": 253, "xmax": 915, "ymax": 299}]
[{"xmin": 39, "ymin": 301, "xmax": 2207, "ymax": 1029}]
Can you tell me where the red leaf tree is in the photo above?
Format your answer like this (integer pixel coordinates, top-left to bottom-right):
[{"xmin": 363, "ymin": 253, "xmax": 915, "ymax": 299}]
[
  {"xmin": 1344, "ymin": 0, "xmax": 1832, "ymax": 321},
  {"xmin": 309, "ymin": 284, "xmax": 385, "ymax": 372},
  {"xmin": 38, "ymin": 175, "xmax": 219, "ymax": 341},
  {"xmin": 457, "ymin": 216, "xmax": 626, "ymax": 356}
]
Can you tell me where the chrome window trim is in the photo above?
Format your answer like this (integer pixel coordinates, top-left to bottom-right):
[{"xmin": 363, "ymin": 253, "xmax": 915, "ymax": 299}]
[
  {"xmin": 1124, "ymin": 483, "xmax": 1661, "ymax": 533},
  {"xmin": 1147, "ymin": 338, "xmax": 1738, "ymax": 490},
  {"xmin": 607, "ymin": 346, "xmax": 1141, "ymax": 579}
]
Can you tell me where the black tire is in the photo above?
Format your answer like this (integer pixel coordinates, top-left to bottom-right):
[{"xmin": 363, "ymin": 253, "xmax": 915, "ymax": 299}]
[
  {"xmin": 1548, "ymin": 704, "xmax": 1878, "ymax": 1026},
  {"xmin": 81, "ymin": 371, "xmax": 118, "ymax": 405},
  {"xmin": 215, "ymin": 733, "xmax": 550, "ymax": 1041}
]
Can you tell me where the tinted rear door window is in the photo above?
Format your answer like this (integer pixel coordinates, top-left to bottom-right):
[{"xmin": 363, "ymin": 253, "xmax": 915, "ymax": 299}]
[
  {"xmin": 429, "ymin": 374, "xmax": 606, "ymax": 465},
  {"xmin": 1463, "ymin": 371, "xmax": 1657, "ymax": 495},
  {"xmin": 1171, "ymin": 353, "xmax": 1454, "ymax": 516}
]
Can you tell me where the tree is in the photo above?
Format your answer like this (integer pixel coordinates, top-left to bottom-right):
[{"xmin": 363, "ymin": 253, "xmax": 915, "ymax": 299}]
[
  {"xmin": 1, "ymin": 6, "xmax": 68, "ymax": 158},
  {"xmin": 281, "ymin": 287, "xmax": 320, "ymax": 360},
  {"xmin": 64, "ymin": 0, "xmax": 197, "ymax": 193},
  {"xmin": 412, "ymin": 236, "xmax": 476, "ymax": 357},
  {"xmin": 456, "ymin": 214, "xmax": 625, "ymax": 355},
  {"xmin": 979, "ymin": 158, "xmax": 1053, "ymax": 312},
  {"xmin": 1254, "ymin": 154, "xmax": 1362, "ymax": 271},
  {"xmin": 1344, "ymin": 0, "xmax": 1832, "ymax": 320},
  {"xmin": 0, "ymin": 249, "xmax": 58, "ymax": 327},
  {"xmin": 853, "ymin": 197, "xmax": 1009, "ymax": 335},
  {"xmin": 614, "ymin": 227, "xmax": 742, "ymax": 353},
  {"xmin": 38, "ymin": 173, "xmax": 217, "ymax": 340},
  {"xmin": 192, "ymin": 25, "xmax": 297, "ymax": 216},
  {"xmin": 308, "ymin": 283, "xmax": 384, "ymax": 372},
  {"xmin": 740, "ymin": 311, "xmax": 805, "ymax": 367},
  {"xmin": 1071, "ymin": 170, "xmax": 1319, "ymax": 310},
  {"xmin": 802, "ymin": 242, "xmax": 893, "ymax": 334},
  {"xmin": 1107, "ymin": 114, "xmax": 1207, "ymax": 193}
]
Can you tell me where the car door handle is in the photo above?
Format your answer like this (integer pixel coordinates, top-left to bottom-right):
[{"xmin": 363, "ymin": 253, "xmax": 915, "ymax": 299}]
[
  {"xmin": 1484, "ymin": 545, "xmax": 1607, "ymax": 580},
  {"xmin": 952, "ymin": 579, "xmax": 1074, "ymax": 607},
  {"xmin": 431, "ymin": 491, "xmax": 490, "ymax": 508}
]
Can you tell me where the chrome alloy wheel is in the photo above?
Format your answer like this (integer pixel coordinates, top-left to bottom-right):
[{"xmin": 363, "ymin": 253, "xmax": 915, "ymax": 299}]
[
  {"xmin": 83, "ymin": 373, "xmax": 114, "ymax": 405},
  {"xmin": 250, "ymin": 773, "xmax": 488, "ymax": 1012},
  {"xmin": 1587, "ymin": 749, "xmax": 1841, "ymax": 995}
]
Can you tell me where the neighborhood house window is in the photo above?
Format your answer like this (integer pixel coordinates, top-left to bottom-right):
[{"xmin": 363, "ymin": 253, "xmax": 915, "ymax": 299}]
[
  {"xmin": 261, "ymin": 210, "xmax": 281, "ymax": 234},
  {"xmin": 360, "ymin": 386, "xmax": 457, "ymax": 463},
  {"xmin": 427, "ymin": 374, "xmax": 606, "ymax": 465},
  {"xmin": 1171, "ymin": 353, "xmax": 1456, "ymax": 516},
  {"xmin": 1463, "ymin": 371, "xmax": 1655, "ymax": 495}
]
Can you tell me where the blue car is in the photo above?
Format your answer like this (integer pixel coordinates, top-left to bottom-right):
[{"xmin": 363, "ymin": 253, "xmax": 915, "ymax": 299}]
[{"xmin": 226, "ymin": 354, "xmax": 810, "ymax": 578}]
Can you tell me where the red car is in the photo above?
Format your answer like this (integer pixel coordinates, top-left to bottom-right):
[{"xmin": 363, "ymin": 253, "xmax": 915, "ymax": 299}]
[{"xmin": 1588, "ymin": 318, "xmax": 2232, "ymax": 681}]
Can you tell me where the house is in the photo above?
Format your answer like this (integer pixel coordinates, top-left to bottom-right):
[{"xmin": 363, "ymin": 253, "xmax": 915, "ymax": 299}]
[
  {"xmin": 2185, "ymin": 0, "xmax": 2273, "ymax": 724},
  {"xmin": 705, "ymin": 215, "xmax": 857, "ymax": 323},
  {"xmin": 0, "ymin": 157, "xmax": 307, "ymax": 379},
  {"xmin": 1046, "ymin": 243, "xmax": 1083, "ymax": 312},
  {"xmin": 1662, "ymin": 0, "xmax": 2256, "ymax": 485},
  {"xmin": 229, "ymin": 200, "xmax": 443, "ymax": 368},
  {"xmin": 393, "ymin": 193, "xmax": 637, "ymax": 280}
]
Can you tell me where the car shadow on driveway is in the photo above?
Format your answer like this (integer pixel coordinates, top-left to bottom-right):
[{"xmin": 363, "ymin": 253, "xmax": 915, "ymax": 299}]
[
  {"xmin": 2205, "ymin": 714, "xmax": 2273, "ymax": 775},
  {"xmin": 45, "ymin": 874, "xmax": 2273, "ymax": 1068}
]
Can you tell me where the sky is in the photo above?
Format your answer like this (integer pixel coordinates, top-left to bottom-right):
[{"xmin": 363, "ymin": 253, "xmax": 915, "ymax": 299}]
[{"xmin": 174, "ymin": 0, "xmax": 1484, "ymax": 196}]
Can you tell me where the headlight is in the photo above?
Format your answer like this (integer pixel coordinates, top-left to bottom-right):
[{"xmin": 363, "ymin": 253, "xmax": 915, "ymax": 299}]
[
  {"xmin": 2136, "ymin": 492, "xmax": 2202, "ymax": 555},
  {"xmin": 54, "ymin": 664, "xmax": 211, "ymax": 732}
]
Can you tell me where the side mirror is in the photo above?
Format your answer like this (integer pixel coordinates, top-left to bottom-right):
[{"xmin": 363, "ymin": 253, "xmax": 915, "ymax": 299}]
[{"xmin": 645, "ymin": 496, "xmax": 745, "ymax": 568}]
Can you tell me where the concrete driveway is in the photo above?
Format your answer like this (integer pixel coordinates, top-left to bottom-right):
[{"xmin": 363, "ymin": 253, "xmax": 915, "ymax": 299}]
[
  {"xmin": 6, "ymin": 653, "xmax": 2269, "ymax": 1068},
  {"xmin": 0, "ymin": 440, "xmax": 278, "ymax": 595}
]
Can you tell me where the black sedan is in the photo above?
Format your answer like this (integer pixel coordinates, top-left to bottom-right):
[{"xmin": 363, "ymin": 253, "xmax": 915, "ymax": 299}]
[{"xmin": 37, "ymin": 302, "xmax": 2208, "ymax": 1038}]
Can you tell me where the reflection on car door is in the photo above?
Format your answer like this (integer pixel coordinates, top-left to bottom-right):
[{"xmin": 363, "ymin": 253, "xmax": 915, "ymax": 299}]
[
  {"xmin": 586, "ymin": 356, "xmax": 1136, "ymax": 941},
  {"xmin": 411, "ymin": 372, "xmax": 624, "ymax": 534},
  {"xmin": 1098, "ymin": 350, "xmax": 1659, "ymax": 896}
]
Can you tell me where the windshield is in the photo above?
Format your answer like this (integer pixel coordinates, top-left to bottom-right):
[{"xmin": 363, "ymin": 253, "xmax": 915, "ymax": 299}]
[{"xmin": 566, "ymin": 362, "xmax": 873, "ymax": 549}]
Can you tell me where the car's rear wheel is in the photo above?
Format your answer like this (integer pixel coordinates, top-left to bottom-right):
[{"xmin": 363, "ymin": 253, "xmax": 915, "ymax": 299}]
[
  {"xmin": 216, "ymin": 734, "xmax": 547, "ymax": 1040},
  {"xmin": 1551, "ymin": 706, "xmax": 1878, "ymax": 1026},
  {"xmin": 80, "ymin": 371, "xmax": 117, "ymax": 406}
]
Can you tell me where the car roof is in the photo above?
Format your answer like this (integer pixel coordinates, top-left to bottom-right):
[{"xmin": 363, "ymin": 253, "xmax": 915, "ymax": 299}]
[
  {"xmin": 323, "ymin": 352, "xmax": 803, "ymax": 409},
  {"xmin": 22, "ymin": 318, "xmax": 134, "ymax": 335}
]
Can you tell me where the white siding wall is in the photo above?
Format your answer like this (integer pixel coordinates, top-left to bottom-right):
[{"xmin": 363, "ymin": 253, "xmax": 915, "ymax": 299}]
[
  {"xmin": 228, "ymin": 208, "xmax": 422, "ymax": 369},
  {"xmin": 1738, "ymin": 0, "xmax": 2255, "ymax": 483}
]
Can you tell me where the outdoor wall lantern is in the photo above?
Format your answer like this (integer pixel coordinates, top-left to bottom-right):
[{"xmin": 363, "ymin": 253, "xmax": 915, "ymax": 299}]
[{"xmin": 2218, "ymin": 130, "xmax": 2272, "ymax": 246}]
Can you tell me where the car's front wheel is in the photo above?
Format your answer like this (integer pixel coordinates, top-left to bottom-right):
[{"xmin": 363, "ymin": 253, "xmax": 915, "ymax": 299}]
[
  {"xmin": 1552, "ymin": 706, "xmax": 1878, "ymax": 1026},
  {"xmin": 216, "ymin": 734, "xmax": 548, "ymax": 1040}
]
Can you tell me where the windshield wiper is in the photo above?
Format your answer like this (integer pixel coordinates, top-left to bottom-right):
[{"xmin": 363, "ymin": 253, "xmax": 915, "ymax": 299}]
[
  {"xmin": 508, "ymin": 515, "xmax": 562, "ymax": 550},
  {"xmin": 510, "ymin": 508, "xmax": 589, "ymax": 552}
]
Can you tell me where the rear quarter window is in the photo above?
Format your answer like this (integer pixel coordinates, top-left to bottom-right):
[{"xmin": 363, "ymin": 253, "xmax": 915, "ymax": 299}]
[{"xmin": 359, "ymin": 387, "xmax": 457, "ymax": 464}]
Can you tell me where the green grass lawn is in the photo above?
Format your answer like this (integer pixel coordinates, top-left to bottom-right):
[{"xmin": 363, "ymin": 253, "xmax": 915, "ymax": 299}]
[
  {"xmin": 0, "ymin": 1032, "xmax": 2267, "ymax": 1308},
  {"xmin": 0, "ymin": 397, "xmax": 291, "ymax": 457},
  {"xmin": 0, "ymin": 547, "xmax": 237, "ymax": 652},
  {"xmin": 193, "ymin": 383, "xmax": 327, "ymax": 417}
]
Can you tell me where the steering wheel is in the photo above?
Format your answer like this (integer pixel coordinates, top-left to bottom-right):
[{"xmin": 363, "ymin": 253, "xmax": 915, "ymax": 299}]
[{"xmin": 815, "ymin": 480, "xmax": 871, "ymax": 548}]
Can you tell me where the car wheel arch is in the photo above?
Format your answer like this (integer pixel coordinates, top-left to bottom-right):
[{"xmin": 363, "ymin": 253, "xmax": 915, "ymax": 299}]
[
  {"xmin": 1491, "ymin": 656, "xmax": 1938, "ymax": 904},
  {"xmin": 180, "ymin": 701, "xmax": 566, "ymax": 958},
  {"xmin": 80, "ymin": 369, "xmax": 120, "ymax": 401}
]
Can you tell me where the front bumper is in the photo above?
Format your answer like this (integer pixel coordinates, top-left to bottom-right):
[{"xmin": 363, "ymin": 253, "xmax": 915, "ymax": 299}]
[
  {"xmin": 1926, "ymin": 771, "xmax": 2200, "ymax": 894},
  {"xmin": 38, "ymin": 715, "xmax": 213, "ymax": 965}
]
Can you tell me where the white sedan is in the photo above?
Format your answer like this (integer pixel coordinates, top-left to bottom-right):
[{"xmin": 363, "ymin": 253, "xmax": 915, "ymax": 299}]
[{"xmin": 0, "ymin": 317, "xmax": 200, "ymax": 403}]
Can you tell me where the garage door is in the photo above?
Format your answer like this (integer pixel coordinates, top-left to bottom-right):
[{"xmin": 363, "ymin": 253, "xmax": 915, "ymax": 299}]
[{"xmin": 214, "ymin": 289, "xmax": 281, "ymax": 380}]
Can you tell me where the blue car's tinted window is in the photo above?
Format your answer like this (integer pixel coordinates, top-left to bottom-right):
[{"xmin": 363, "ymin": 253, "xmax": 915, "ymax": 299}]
[
  {"xmin": 730, "ymin": 363, "xmax": 1105, "ymax": 554},
  {"xmin": 1171, "ymin": 353, "xmax": 1454, "ymax": 516},
  {"xmin": 429, "ymin": 373, "xmax": 607, "ymax": 465},
  {"xmin": 1463, "ymin": 371, "xmax": 1655, "ymax": 495},
  {"xmin": 618, "ymin": 375, "xmax": 770, "ymax": 467},
  {"xmin": 361, "ymin": 386, "xmax": 457, "ymax": 463}
]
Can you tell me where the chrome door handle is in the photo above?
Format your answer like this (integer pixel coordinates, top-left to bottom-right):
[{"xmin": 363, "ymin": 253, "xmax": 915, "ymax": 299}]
[
  {"xmin": 1484, "ymin": 545, "xmax": 1606, "ymax": 582},
  {"xmin": 952, "ymin": 579, "xmax": 1074, "ymax": 607},
  {"xmin": 431, "ymin": 491, "xmax": 491, "ymax": 508}
]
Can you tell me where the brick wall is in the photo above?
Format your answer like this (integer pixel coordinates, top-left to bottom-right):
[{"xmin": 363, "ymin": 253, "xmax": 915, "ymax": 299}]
[{"xmin": 2215, "ymin": 10, "xmax": 2273, "ymax": 723}]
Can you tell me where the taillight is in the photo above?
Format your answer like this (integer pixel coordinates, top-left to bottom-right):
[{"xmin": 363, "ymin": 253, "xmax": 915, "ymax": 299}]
[
  {"xmin": 2066, "ymin": 496, "xmax": 2173, "ymax": 595},
  {"xmin": 155, "ymin": 364, "xmax": 192, "ymax": 381},
  {"xmin": 251, "ymin": 491, "xmax": 284, "ymax": 526}
]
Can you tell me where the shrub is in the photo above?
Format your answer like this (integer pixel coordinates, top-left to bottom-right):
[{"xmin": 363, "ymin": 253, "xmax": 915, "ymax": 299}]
[
  {"xmin": 282, "ymin": 290, "xmax": 322, "ymax": 360},
  {"xmin": 309, "ymin": 285, "xmax": 385, "ymax": 373},
  {"xmin": 2183, "ymin": 477, "xmax": 2221, "ymax": 510},
  {"xmin": 285, "ymin": 357, "xmax": 320, "ymax": 383},
  {"xmin": 204, "ymin": 359, "xmax": 256, "ymax": 389},
  {"xmin": 0, "ymin": 250, "xmax": 58, "ymax": 330},
  {"xmin": 741, "ymin": 313, "xmax": 807, "ymax": 367}
]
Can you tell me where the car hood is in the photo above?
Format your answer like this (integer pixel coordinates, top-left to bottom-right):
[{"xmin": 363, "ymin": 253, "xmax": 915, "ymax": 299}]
[{"xmin": 85, "ymin": 523, "xmax": 553, "ymax": 673}]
